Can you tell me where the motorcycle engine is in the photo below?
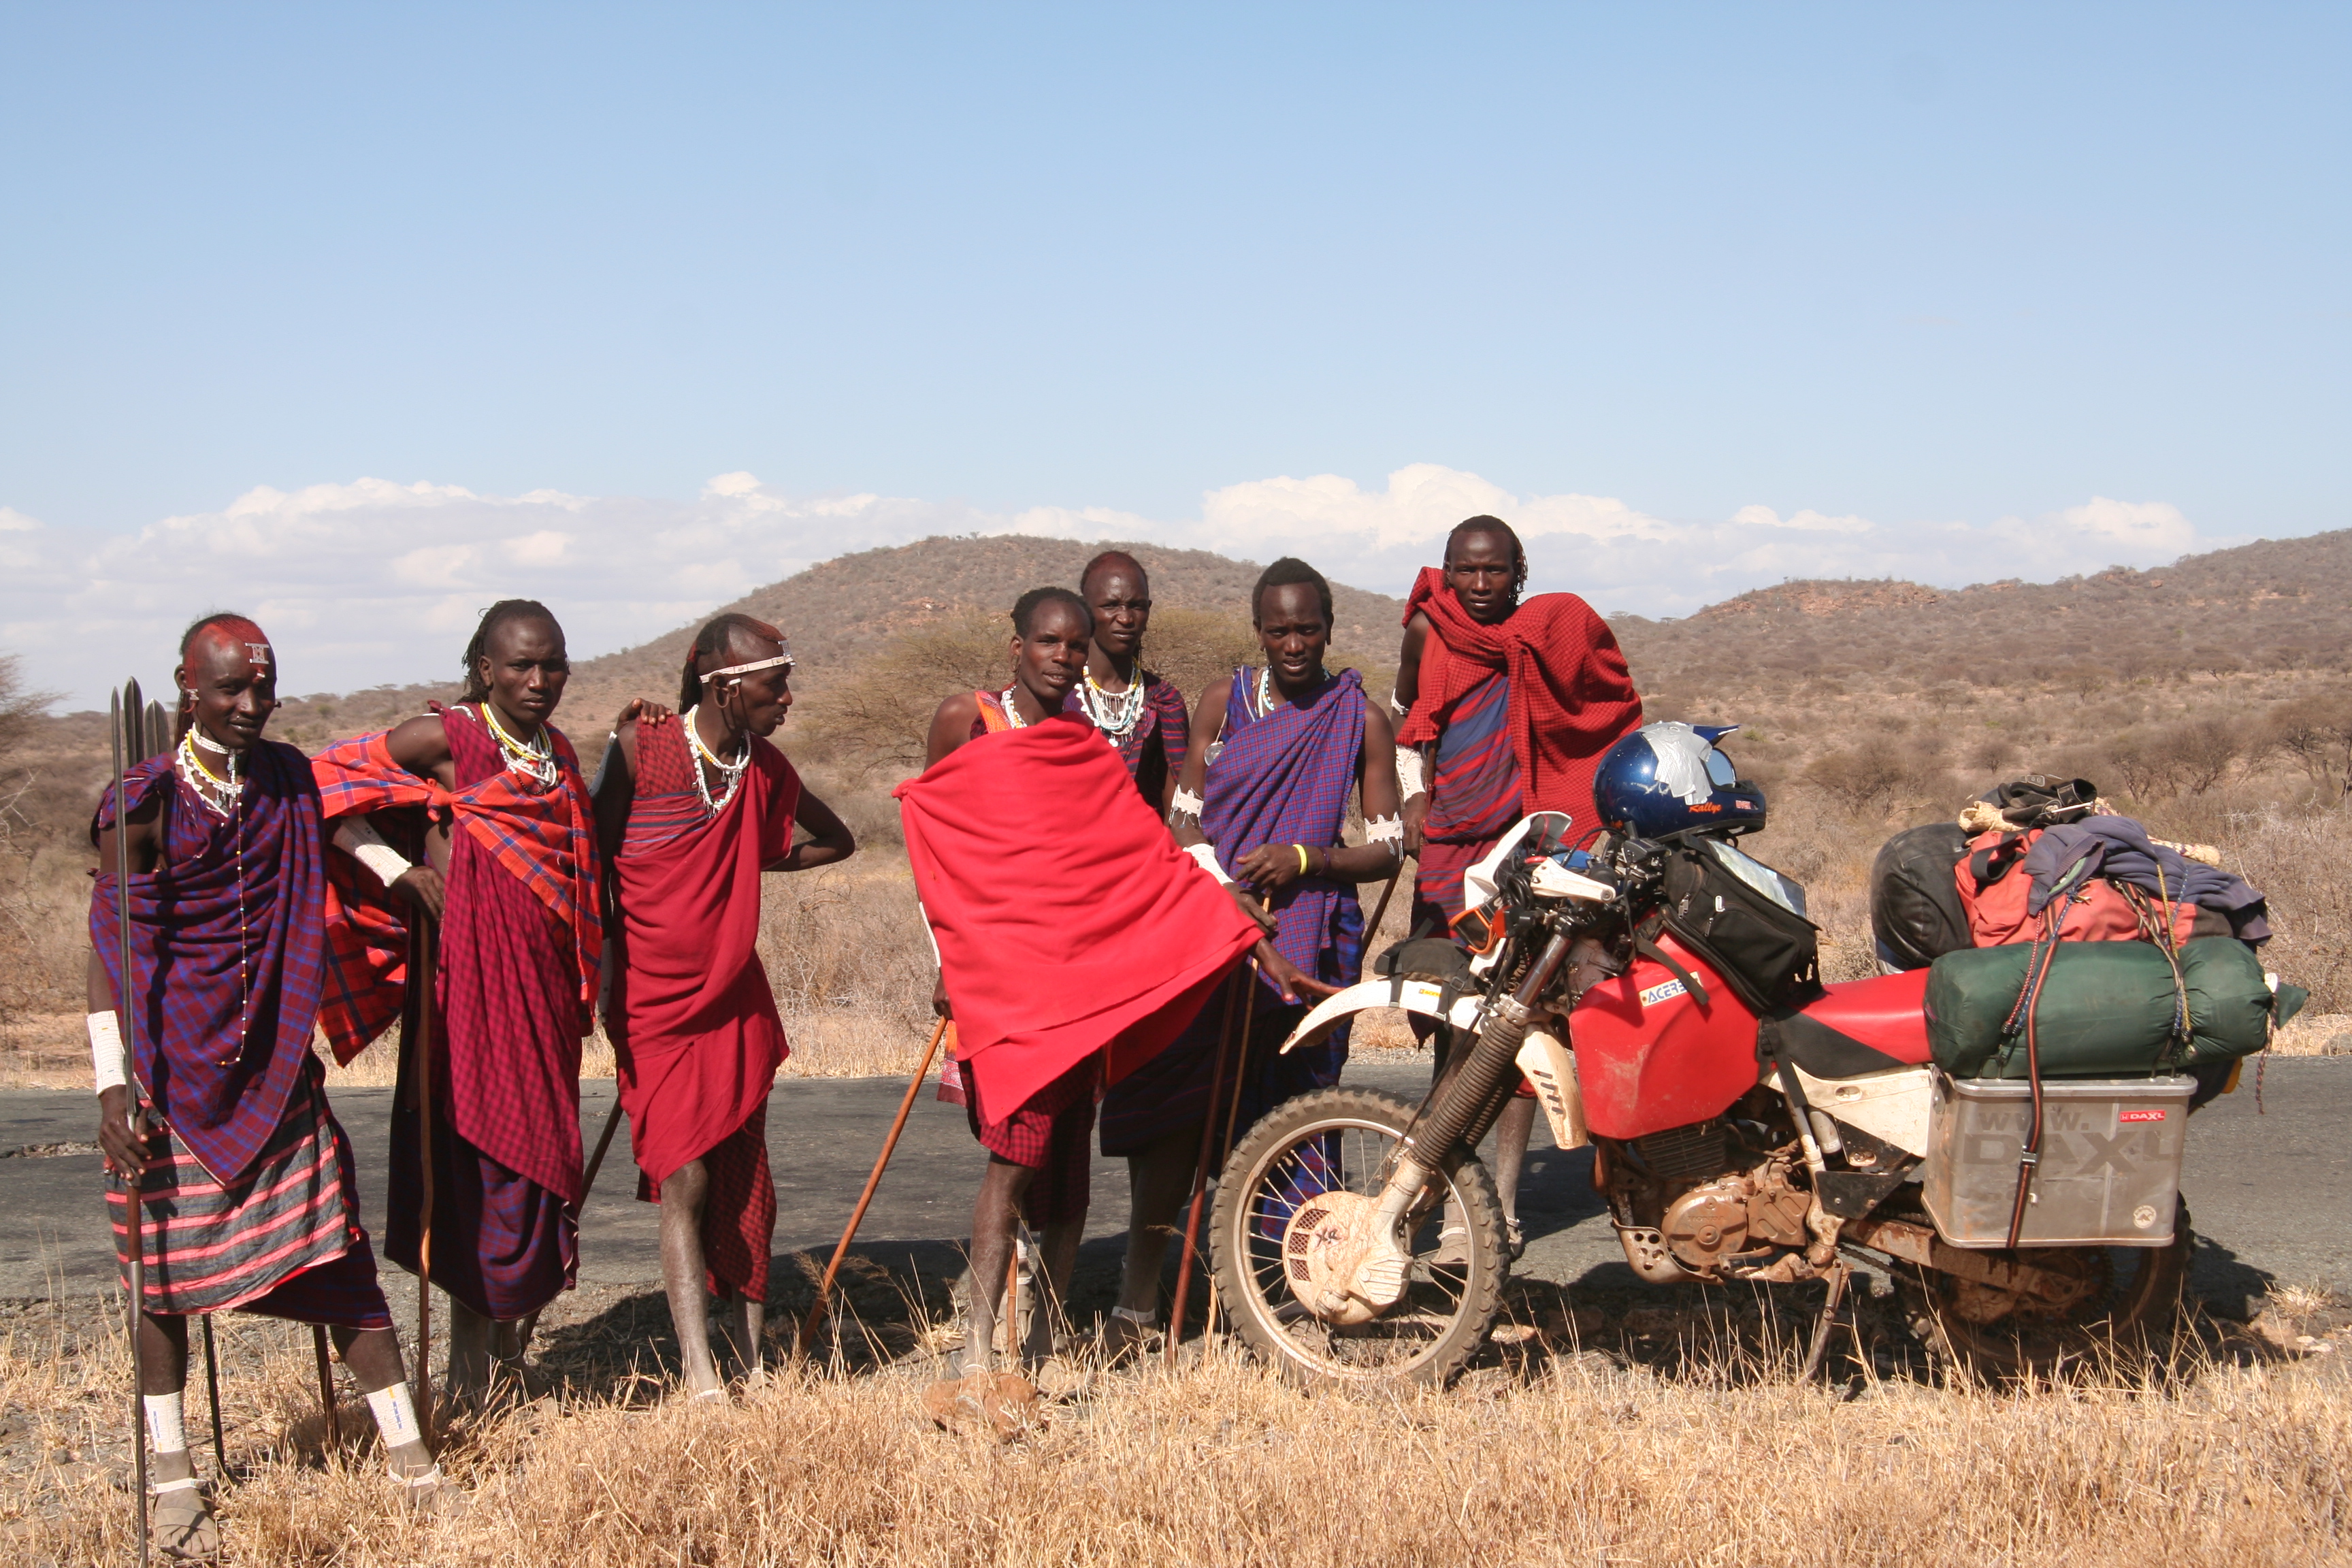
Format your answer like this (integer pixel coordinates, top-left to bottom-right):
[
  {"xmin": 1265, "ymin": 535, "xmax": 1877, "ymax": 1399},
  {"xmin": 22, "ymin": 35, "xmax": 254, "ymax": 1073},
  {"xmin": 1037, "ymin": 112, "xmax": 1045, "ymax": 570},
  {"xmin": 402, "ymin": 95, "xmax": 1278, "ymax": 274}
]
[{"xmin": 1603, "ymin": 1102, "xmax": 1812, "ymax": 1283}]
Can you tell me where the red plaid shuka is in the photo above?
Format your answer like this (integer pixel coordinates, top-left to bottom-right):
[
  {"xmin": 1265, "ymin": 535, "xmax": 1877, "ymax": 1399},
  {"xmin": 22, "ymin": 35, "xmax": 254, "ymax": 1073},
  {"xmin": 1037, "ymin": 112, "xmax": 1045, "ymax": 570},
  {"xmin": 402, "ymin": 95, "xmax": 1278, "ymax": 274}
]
[{"xmin": 310, "ymin": 705, "xmax": 602, "ymax": 1062}]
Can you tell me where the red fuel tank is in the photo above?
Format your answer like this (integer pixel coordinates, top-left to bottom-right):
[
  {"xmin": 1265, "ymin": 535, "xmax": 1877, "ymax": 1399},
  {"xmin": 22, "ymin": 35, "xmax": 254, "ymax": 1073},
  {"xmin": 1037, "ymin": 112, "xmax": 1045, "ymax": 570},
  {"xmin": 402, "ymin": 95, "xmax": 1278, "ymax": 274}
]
[{"xmin": 1568, "ymin": 931, "xmax": 1761, "ymax": 1140}]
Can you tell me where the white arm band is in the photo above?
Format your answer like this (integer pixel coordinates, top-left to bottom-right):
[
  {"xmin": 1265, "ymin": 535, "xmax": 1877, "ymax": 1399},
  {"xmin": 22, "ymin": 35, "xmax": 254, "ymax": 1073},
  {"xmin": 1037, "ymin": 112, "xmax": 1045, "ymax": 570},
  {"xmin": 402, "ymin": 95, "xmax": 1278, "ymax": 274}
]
[
  {"xmin": 1389, "ymin": 689, "xmax": 1409, "ymax": 719},
  {"xmin": 89, "ymin": 1011, "xmax": 127, "ymax": 1094},
  {"xmin": 1365, "ymin": 815, "xmax": 1405, "ymax": 854},
  {"xmin": 1170, "ymin": 786, "xmax": 1205, "ymax": 821},
  {"xmin": 1394, "ymin": 746, "xmax": 1426, "ymax": 800},
  {"xmin": 334, "ymin": 818, "xmax": 414, "ymax": 889},
  {"xmin": 1183, "ymin": 841, "xmax": 1234, "ymax": 885}
]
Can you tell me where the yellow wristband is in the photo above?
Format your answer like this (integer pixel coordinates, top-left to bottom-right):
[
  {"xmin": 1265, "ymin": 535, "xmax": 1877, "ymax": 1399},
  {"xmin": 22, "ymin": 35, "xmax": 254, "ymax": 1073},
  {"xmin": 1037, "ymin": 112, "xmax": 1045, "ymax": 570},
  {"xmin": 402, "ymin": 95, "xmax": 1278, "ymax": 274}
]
[{"xmin": 1294, "ymin": 844, "xmax": 1311, "ymax": 877}]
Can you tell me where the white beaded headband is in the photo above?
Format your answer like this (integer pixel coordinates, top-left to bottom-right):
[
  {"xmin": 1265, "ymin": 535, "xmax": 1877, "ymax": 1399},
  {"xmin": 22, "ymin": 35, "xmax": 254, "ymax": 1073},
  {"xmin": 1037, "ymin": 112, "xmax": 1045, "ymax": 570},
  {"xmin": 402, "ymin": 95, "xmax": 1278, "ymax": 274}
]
[{"xmin": 700, "ymin": 651, "xmax": 794, "ymax": 683}]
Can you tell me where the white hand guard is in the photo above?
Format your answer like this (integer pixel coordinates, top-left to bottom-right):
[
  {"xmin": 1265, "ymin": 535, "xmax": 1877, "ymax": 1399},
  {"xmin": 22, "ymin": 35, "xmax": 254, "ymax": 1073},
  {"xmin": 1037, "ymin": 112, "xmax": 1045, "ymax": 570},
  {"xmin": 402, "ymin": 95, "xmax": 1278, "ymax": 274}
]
[
  {"xmin": 1183, "ymin": 841, "xmax": 1235, "ymax": 885},
  {"xmin": 1394, "ymin": 745, "xmax": 1426, "ymax": 800},
  {"xmin": 333, "ymin": 818, "xmax": 414, "ymax": 889},
  {"xmin": 88, "ymin": 1011, "xmax": 127, "ymax": 1094}
]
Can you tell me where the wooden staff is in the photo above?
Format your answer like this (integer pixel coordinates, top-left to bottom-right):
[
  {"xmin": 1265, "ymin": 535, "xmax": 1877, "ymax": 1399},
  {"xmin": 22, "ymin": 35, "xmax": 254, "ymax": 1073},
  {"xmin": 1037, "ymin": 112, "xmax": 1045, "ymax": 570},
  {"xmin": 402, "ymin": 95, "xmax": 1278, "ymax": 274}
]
[
  {"xmin": 1166, "ymin": 970, "xmax": 1248, "ymax": 1367},
  {"xmin": 578, "ymin": 1099, "xmax": 625, "ymax": 1204},
  {"xmin": 1362, "ymin": 863, "xmax": 1403, "ymax": 950},
  {"xmin": 199, "ymin": 1318, "xmax": 227, "ymax": 1484},
  {"xmin": 408, "ymin": 916, "xmax": 440, "ymax": 1444},
  {"xmin": 310, "ymin": 1326, "xmax": 342, "ymax": 1455},
  {"xmin": 110, "ymin": 686, "xmax": 150, "ymax": 1567},
  {"xmin": 796, "ymin": 1017, "xmax": 951, "ymax": 1358}
]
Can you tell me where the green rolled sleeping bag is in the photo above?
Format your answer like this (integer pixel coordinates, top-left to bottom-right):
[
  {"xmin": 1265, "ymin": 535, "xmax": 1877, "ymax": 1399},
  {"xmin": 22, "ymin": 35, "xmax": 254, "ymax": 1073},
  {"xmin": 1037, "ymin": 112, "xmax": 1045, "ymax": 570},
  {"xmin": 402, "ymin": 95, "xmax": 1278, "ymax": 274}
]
[{"xmin": 1923, "ymin": 937, "xmax": 2305, "ymax": 1079}]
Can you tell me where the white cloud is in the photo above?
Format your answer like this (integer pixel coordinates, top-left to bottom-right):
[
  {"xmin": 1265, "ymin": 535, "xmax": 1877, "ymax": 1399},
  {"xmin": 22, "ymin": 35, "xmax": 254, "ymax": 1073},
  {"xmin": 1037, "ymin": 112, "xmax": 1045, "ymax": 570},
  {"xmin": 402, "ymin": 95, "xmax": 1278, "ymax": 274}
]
[{"xmin": 0, "ymin": 466, "xmax": 2215, "ymax": 710}]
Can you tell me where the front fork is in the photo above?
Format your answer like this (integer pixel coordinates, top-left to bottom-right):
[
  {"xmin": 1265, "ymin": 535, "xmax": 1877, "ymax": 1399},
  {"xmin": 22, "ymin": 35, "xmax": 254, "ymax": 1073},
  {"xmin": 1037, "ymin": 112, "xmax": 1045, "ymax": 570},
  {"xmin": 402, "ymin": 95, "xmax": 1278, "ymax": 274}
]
[{"xmin": 1352, "ymin": 929, "xmax": 1575, "ymax": 1306}]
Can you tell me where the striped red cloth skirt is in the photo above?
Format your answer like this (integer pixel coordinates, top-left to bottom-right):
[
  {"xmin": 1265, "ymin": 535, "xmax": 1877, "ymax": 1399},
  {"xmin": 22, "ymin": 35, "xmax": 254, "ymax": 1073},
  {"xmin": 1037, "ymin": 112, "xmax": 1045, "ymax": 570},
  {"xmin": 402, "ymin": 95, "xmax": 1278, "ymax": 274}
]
[{"xmin": 109, "ymin": 1066, "xmax": 391, "ymax": 1328}]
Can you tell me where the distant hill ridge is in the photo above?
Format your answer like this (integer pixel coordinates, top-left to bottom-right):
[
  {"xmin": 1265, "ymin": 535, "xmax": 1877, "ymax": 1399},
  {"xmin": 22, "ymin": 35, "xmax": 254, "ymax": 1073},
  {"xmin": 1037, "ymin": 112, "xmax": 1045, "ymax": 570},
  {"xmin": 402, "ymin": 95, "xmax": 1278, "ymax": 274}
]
[
  {"xmin": 189, "ymin": 524, "xmax": 2352, "ymax": 751},
  {"xmin": 1616, "ymin": 527, "xmax": 2352, "ymax": 691}
]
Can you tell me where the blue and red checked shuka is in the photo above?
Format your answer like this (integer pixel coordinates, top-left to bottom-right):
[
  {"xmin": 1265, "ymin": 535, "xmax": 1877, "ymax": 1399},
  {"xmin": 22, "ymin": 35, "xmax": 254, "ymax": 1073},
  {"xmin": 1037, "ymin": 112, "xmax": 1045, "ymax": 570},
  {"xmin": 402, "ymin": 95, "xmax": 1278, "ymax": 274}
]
[
  {"xmin": 1397, "ymin": 567, "xmax": 1644, "ymax": 932},
  {"xmin": 312, "ymin": 704, "xmax": 600, "ymax": 1321},
  {"xmin": 1098, "ymin": 666, "xmax": 1369, "ymax": 1158},
  {"xmin": 91, "ymin": 742, "xmax": 391, "ymax": 1326},
  {"xmin": 1064, "ymin": 670, "xmax": 1189, "ymax": 807},
  {"xmin": 1411, "ymin": 668, "xmax": 1521, "ymax": 927}
]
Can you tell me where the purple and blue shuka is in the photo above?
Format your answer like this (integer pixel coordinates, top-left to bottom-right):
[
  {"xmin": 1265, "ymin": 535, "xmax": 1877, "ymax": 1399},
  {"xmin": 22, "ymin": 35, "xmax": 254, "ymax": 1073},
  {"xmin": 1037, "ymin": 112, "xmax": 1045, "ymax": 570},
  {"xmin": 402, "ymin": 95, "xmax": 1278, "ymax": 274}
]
[
  {"xmin": 90, "ymin": 740, "xmax": 391, "ymax": 1328},
  {"xmin": 1098, "ymin": 666, "xmax": 1367, "ymax": 1157}
]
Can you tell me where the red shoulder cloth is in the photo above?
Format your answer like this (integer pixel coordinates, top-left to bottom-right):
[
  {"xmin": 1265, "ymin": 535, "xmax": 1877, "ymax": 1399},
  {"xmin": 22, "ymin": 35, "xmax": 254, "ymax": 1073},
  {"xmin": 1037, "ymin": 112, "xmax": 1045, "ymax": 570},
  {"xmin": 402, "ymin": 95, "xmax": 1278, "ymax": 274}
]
[
  {"xmin": 1397, "ymin": 566, "xmax": 1645, "ymax": 825},
  {"xmin": 896, "ymin": 714, "xmax": 1258, "ymax": 1115},
  {"xmin": 310, "ymin": 710, "xmax": 603, "ymax": 1061}
]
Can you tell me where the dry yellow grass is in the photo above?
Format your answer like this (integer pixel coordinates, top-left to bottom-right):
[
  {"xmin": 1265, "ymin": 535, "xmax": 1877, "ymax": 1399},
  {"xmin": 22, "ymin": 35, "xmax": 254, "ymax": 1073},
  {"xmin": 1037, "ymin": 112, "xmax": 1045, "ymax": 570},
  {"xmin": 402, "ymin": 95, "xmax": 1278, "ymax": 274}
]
[{"xmin": 5, "ymin": 1300, "xmax": 2349, "ymax": 1567}]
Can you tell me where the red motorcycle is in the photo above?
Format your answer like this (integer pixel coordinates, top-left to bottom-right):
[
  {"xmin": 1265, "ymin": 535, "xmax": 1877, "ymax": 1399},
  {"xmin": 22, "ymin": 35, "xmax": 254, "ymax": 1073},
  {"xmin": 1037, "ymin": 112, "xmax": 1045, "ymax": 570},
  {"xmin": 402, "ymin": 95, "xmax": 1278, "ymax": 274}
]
[{"xmin": 1207, "ymin": 804, "xmax": 2218, "ymax": 1388}]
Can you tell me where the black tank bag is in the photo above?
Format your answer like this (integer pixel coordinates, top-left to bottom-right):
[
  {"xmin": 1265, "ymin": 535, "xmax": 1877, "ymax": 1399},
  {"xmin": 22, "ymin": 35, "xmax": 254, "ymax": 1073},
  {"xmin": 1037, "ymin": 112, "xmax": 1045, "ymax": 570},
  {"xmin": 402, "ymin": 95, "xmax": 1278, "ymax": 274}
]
[{"xmin": 1654, "ymin": 838, "xmax": 1825, "ymax": 1014}]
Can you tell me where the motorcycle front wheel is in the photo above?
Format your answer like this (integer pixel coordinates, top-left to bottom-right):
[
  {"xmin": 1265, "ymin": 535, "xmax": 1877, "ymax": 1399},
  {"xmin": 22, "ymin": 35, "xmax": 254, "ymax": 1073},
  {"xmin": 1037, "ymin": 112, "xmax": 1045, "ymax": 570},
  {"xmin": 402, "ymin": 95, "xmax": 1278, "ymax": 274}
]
[{"xmin": 1207, "ymin": 1087, "xmax": 1508, "ymax": 1387}]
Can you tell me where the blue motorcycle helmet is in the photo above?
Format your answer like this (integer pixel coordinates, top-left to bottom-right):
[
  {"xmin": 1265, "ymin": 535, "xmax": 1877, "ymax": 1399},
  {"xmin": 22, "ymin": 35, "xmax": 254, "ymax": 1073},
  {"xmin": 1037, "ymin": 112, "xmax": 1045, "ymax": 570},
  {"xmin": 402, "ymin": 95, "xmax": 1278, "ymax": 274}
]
[{"xmin": 1592, "ymin": 721, "xmax": 1768, "ymax": 840}]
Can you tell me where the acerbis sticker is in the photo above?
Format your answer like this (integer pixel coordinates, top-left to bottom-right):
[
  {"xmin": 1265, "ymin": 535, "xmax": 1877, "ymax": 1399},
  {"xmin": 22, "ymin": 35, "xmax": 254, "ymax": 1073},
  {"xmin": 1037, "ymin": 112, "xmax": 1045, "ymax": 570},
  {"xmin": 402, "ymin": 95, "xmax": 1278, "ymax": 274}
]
[{"xmin": 1638, "ymin": 979, "xmax": 1688, "ymax": 1009}]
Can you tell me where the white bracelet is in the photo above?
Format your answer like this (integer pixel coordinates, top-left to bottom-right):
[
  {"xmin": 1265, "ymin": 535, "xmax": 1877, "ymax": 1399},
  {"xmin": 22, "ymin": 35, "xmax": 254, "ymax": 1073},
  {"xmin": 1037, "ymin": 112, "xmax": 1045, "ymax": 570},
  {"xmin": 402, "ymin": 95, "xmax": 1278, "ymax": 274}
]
[
  {"xmin": 1365, "ymin": 815, "xmax": 1404, "ymax": 853},
  {"xmin": 1394, "ymin": 746, "xmax": 1426, "ymax": 800},
  {"xmin": 89, "ymin": 1011, "xmax": 127, "ymax": 1094},
  {"xmin": 1170, "ymin": 787, "xmax": 1205, "ymax": 821},
  {"xmin": 1183, "ymin": 841, "xmax": 1234, "ymax": 885},
  {"xmin": 334, "ymin": 819, "xmax": 414, "ymax": 889},
  {"xmin": 1389, "ymin": 691, "xmax": 1409, "ymax": 719}
]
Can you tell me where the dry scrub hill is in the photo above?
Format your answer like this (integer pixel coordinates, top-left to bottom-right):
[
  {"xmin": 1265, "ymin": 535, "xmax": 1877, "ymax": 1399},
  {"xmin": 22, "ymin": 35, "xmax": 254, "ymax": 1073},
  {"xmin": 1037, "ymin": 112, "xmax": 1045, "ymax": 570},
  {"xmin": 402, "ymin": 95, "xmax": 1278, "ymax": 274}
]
[
  {"xmin": 249, "ymin": 536, "xmax": 1407, "ymax": 760},
  {"xmin": 1618, "ymin": 527, "xmax": 2352, "ymax": 704}
]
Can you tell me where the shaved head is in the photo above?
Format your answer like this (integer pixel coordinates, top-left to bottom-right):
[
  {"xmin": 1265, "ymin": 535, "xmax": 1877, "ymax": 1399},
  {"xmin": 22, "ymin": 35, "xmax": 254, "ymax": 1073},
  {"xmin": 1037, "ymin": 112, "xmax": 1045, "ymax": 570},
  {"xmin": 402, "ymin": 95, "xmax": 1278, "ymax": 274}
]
[
  {"xmin": 174, "ymin": 611, "xmax": 279, "ymax": 751},
  {"xmin": 178, "ymin": 614, "xmax": 273, "ymax": 682},
  {"xmin": 1081, "ymin": 550, "xmax": 1147, "ymax": 596}
]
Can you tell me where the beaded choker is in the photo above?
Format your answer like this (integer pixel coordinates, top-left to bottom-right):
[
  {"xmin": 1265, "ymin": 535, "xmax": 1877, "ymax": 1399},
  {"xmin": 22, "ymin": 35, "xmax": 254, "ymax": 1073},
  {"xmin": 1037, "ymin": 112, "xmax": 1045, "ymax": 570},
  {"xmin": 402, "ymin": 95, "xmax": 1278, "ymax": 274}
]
[
  {"xmin": 683, "ymin": 706, "xmax": 751, "ymax": 815},
  {"xmin": 1075, "ymin": 666, "xmax": 1146, "ymax": 740},
  {"xmin": 478, "ymin": 702, "xmax": 557, "ymax": 789}
]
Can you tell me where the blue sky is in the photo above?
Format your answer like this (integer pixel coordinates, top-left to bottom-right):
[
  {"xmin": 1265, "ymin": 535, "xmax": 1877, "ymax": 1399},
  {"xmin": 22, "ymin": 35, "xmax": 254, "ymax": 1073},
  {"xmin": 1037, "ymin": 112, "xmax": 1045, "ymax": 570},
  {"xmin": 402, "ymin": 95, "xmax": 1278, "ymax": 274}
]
[{"xmin": 1, "ymin": 5, "xmax": 2345, "ymax": 703}]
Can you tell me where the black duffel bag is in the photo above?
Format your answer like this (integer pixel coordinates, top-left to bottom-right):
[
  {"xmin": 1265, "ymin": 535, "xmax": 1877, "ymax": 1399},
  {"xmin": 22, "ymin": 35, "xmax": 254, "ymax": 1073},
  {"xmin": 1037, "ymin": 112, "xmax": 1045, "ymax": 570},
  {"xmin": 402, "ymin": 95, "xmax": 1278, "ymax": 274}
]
[
  {"xmin": 1870, "ymin": 821, "xmax": 1972, "ymax": 971},
  {"xmin": 1656, "ymin": 837, "xmax": 1824, "ymax": 1015}
]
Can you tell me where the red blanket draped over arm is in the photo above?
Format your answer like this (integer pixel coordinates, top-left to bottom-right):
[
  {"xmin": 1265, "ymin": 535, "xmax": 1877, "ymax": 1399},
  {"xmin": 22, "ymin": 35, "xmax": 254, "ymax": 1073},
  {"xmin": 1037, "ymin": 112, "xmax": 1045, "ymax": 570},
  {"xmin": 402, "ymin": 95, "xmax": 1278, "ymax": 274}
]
[
  {"xmin": 895, "ymin": 715, "xmax": 1260, "ymax": 1117},
  {"xmin": 1396, "ymin": 566, "xmax": 1645, "ymax": 826}
]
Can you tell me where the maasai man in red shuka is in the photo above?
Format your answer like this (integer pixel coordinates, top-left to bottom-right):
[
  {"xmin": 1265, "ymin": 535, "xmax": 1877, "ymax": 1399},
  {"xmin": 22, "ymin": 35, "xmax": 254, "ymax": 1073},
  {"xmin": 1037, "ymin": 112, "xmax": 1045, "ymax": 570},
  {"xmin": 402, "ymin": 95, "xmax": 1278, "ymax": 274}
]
[
  {"xmin": 1062, "ymin": 551, "xmax": 1189, "ymax": 811},
  {"xmin": 593, "ymin": 614, "xmax": 855, "ymax": 1399},
  {"xmin": 1394, "ymin": 515, "xmax": 1644, "ymax": 1258},
  {"xmin": 311, "ymin": 598, "xmax": 609, "ymax": 1407},
  {"xmin": 911, "ymin": 585, "xmax": 1260, "ymax": 1375},
  {"xmin": 1096, "ymin": 557, "xmax": 1405, "ymax": 1353},
  {"xmin": 91, "ymin": 615, "xmax": 451, "ymax": 1555}
]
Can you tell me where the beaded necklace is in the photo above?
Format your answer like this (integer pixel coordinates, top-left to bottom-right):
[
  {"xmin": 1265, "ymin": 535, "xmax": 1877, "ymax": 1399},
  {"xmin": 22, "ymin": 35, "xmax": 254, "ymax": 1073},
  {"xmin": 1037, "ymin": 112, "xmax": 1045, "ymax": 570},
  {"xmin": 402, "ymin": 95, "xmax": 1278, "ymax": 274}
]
[
  {"xmin": 1075, "ymin": 664, "xmax": 1146, "ymax": 740},
  {"xmin": 478, "ymin": 701, "xmax": 557, "ymax": 789},
  {"xmin": 174, "ymin": 728, "xmax": 255, "ymax": 1061},
  {"xmin": 683, "ymin": 706, "xmax": 751, "ymax": 815},
  {"xmin": 996, "ymin": 686, "xmax": 1031, "ymax": 729}
]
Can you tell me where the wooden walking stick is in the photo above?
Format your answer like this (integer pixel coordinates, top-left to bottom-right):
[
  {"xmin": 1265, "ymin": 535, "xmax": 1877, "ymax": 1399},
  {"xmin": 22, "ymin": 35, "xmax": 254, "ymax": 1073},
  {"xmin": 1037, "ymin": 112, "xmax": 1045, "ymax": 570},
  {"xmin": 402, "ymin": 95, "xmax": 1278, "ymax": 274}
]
[
  {"xmin": 578, "ymin": 1098, "xmax": 626, "ymax": 1206},
  {"xmin": 199, "ymin": 1318, "xmax": 227, "ymax": 1484},
  {"xmin": 1362, "ymin": 862, "xmax": 1404, "ymax": 950},
  {"xmin": 407, "ymin": 915, "xmax": 440, "ymax": 1444},
  {"xmin": 796, "ymin": 1017, "xmax": 951, "ymax": 1358},
  {"xmin": 1166, "ymin": 970, "xmax": 1247, "ymax": 1367},
  {"xmin": 310, "ymin": 1326, "xmax": 342, "ymax": 1455},
  {"xmin": 109, "ymin": 685, "xmax": 151, "ymax": 1567}
]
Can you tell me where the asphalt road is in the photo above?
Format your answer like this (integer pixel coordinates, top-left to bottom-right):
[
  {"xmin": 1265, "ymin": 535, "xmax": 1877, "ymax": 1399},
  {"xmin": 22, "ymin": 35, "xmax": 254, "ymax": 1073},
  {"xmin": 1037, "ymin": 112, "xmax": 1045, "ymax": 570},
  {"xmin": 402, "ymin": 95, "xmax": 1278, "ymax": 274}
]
[{"xmin": 3, "ymin": 1058, "xmax": 2344, "ymax": 1315}]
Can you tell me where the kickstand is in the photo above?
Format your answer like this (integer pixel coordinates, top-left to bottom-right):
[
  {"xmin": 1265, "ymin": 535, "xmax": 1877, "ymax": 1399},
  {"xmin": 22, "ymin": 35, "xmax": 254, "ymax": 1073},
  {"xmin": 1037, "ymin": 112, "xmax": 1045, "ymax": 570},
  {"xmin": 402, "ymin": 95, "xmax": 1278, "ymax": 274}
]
[{"xmin": 1801, "ymin": 1260, "xmax": 1852, "ymax": 1383}]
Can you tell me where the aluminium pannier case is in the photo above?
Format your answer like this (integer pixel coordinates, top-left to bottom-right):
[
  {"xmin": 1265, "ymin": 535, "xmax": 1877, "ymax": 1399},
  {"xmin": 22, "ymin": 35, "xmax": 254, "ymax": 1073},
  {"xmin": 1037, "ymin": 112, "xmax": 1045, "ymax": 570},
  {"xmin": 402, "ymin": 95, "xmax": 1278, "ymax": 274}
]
[{"xmin": 1921, "ymin": 1072, "xmax": 2193, "ymax": 1247}]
